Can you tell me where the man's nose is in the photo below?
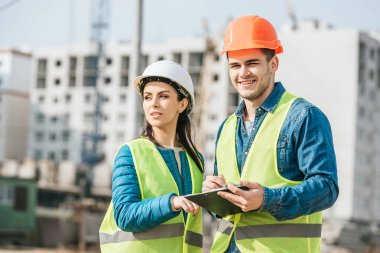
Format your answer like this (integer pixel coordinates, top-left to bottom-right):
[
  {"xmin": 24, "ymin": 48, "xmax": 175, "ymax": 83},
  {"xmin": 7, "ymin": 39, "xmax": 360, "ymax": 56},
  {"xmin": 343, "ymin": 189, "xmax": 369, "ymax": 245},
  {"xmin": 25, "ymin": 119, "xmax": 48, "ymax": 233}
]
[{"xmin": 239, "ymin": 65, "xmax": 251, "ymax": 78}]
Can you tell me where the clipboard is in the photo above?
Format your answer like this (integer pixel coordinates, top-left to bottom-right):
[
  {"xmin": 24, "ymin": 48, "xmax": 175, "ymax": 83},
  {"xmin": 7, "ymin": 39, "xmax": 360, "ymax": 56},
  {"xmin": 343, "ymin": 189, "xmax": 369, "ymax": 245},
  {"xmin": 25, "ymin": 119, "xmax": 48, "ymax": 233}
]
[{"xmin": 184, "ymin": 185, "xmax": 249, "ymax": 217}]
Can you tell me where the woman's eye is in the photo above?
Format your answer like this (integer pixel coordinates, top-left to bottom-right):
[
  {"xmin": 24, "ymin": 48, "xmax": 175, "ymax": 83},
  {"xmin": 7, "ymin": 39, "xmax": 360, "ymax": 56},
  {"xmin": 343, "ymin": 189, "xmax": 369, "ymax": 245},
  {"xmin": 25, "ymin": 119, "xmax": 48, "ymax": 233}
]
[{"xmin": 143, "ymin": 96, "xmax": 151, "ymax": 100}]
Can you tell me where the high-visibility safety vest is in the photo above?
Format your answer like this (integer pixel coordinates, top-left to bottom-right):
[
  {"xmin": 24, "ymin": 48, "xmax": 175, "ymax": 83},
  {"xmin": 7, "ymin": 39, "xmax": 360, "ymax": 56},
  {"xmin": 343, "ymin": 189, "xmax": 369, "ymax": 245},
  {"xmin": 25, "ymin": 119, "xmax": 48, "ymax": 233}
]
[
  {"xmin": 99, "ymin": 138, "xmax": 203, "ymax": 253},
  {"xmin": 211, "ymin": 92, "xmax": 322, "ymax": 253}
]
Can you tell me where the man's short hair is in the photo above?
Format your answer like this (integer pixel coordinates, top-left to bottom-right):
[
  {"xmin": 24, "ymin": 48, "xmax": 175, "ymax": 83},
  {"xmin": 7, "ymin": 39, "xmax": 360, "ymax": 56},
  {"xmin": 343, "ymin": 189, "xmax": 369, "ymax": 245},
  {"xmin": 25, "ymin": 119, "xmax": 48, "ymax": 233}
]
[{"xmin": 261, "ymin": 49, "xmax": 275, "ymax": 62}]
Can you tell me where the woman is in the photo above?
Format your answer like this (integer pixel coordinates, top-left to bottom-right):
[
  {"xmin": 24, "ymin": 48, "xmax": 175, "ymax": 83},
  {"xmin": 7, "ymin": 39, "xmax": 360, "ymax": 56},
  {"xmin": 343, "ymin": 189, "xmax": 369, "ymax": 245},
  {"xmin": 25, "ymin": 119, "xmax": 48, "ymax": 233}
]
[{"xmin": 99, "ymin": 60, "xmax": 204, "ymax": 253}]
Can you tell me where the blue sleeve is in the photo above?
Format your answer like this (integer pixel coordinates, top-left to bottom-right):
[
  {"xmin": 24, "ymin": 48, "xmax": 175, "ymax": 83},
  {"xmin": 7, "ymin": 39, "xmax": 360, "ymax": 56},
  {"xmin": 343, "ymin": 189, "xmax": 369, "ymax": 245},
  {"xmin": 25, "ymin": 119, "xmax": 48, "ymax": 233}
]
[
  {"xmin": 261, "ymin": 106, "xmax": 339, "ymax": 221},
  {"xmin": 112, "ymin": 144, "xmax": 180, "ymax": 232}
]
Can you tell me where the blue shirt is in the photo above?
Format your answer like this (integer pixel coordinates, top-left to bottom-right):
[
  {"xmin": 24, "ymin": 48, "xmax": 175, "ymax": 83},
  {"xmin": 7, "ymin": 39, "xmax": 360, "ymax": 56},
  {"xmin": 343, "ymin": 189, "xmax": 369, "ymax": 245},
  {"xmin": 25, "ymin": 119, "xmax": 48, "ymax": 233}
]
[
  {"xmin": 214, "ymin": 82, "xmax": 339, "ymax": 221},
  {"xmin": 112, "ymin": 143, "xmax": 198, "ymax": 232}
]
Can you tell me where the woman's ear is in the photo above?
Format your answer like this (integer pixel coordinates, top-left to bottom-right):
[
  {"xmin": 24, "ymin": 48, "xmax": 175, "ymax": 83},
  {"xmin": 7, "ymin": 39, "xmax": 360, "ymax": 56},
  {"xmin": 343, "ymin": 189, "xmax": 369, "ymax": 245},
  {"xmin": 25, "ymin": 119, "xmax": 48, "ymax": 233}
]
[{"xmin": 179, "ymin": 98, "xmax": 189, "ymax": 113}]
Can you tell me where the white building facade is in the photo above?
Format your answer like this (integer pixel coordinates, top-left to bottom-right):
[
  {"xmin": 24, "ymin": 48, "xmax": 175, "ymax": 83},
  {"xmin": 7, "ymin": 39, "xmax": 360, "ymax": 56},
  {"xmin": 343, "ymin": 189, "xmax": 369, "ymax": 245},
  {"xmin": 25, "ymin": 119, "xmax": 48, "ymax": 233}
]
[
  {"xmin": 0, "ymin": 49, "xmax": 32, "ymax": 162},
  {"xmin": 28, "ymin": 39, "xmax": 236, "ymax": 172}
]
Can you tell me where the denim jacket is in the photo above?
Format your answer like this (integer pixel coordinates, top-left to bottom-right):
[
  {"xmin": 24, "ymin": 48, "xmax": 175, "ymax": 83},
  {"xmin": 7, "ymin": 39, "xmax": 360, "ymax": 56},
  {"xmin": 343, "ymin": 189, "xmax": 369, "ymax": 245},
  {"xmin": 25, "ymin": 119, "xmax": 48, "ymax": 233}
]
[
  {"xmin": 112, "ymin": 143, "xmax": 199, "ymax": 232},
  {"xmin": 214, "ymin": 82, "xmax": 339, "ymax": 221}
]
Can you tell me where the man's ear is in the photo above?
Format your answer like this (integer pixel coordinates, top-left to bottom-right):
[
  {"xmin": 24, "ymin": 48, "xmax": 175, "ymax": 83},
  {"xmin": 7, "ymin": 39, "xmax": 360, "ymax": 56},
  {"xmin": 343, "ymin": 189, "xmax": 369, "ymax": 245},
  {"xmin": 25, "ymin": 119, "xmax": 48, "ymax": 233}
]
[{"xmin": 271, "ymin": 55, "xmax": 279, "ymax": 73}]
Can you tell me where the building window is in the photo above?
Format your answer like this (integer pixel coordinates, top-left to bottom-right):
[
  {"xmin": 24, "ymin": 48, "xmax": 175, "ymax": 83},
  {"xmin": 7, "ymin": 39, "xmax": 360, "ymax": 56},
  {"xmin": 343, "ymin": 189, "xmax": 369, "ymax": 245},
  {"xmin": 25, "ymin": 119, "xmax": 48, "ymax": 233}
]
[
  {"xmin": 120, "ymin": 56, "xmax": 130, "ymax": 87},
  {"xmin": 64, "ymin": 113, "xmax": 70, "ymax": 123},
  {"xmin": 50, "ymin": 116, "xmax": 58, "ymax": 123},
  {"xmin": 54, "ymin": 78, "xmax": 61, "ymax": 86},
  {"xmin": 34, "ymin": 150, "xmax": 42, "ymax": 160},
  {"xmin": 36, "ymin": 113, "xmax": 45, "ymax": 123},
  {"xmin": 370, "ymin": 48, "xmax": 375, "ymax": 60},
  {"xmin": 83, "ymin": 76, "xmax": 96, "ymax": 87},
  {"xmin": 84, "ymin": 56, "xmax": 97, "ymax": 87},
  {"xmin": 189, "ymin": 52, "xmax": 203, "ymax": 67},
  {"xmin": 53, "ymin": 97, "xmax": 59, "ymax": 103},
  {"xmin": 118, "ymin": 113, "xmax": 126, "ymax": 122},
  {"xmin": 14, "ymin": 187, "xmax": 27, "ymax": 211},
  {"xmin": 62, "ymin": 149, "xmax": 69, "ymax": 160},
  {"xmin": 116, "ymin": 132, "xmax": 125, "ymax": 141},
  {"xmin": 120, "ymin": 94, "xmax": 127, "ymax": 103},
  {"xmin": 213, "ymin": 74, "xmax": 219, "ymax": 82},
  {"xmin": 69, "ymin": 57, "xmax": 77, "ymax": 71},
  {"xmin": 120, "ymin": 76, "xmax": 129, "ymax": 87},
  {"xmin": 37, "ymin": 59, "xmax": 47, "ymax": 73},
  {"xmin": 55, "ymin": 60, "xmax": 62, "ymax": 67},
  {"xmin": 85, "ymin": 94, "xmax": 91, "ymax": 103},
  {"xmin": 369, "ymin": 69, "xmax": 374, "ymax": 80},
  {"xmin": 65, "ymin": 94, "xmax": 71, "ymax": 103},
  {"xmin": 84, "ymin": 112, "xmax": 93, "ymax": 122},
  {"xmin": 62, "ymin": 130, "xmax": 70, "ymax": 141},
  {"xmin": 141, "ymin": 55, "xmax": 149, "ymax": 69},
  {"xmin": 84, "ymin": 56, "xmax": 97, "ymax": 70},
  {"xmin": 48, "ymin": 152, "xmax": 55, "ymax": 160},
  {"xmin": 49, "ymin": 133, "xmax": 56, "ymax": 141},
  {"xmin": 102, "ymin": 95, "xmax": 109, "ymax": 103},
  {"xmin": 121, "ymin": 56, "xmax": 130, "ymax": 70},
  {"xmin": 229, "ymin": 91, "xmax": 240, "ymax": 107},
  {"xmin": 190, "ymin": 73, "xmax": 200, "ymax": 87},
  {"xmin": 38, "ymin": 95, "xmax": 45, "ymax": 103},
  {"xmin": 173, "ymin": 53, "xmax": 182, "ymax": 64},
  {"xmin": 106, "ymin": 57, "xmax": 112, "ymax": 65},
  {"xmin": 157, "ymin": 56, "xmax": 164, "ymax": 61},
  {"xmin": 0, "ymin": 184, "xmax": 13, "ymax": 206},
  {"xmin": 35, "ymin": 131, "xmax": 44, "ymax": 141},
  {"xmin": 37, "ymin": 78, "xmax": 46, "ymax": 89},
  {"xmin": 104, "ymin": 77, "xmax": 112, "ymax": 85},
  {"xmin": 69, "ymin": 77, "xmax": 76, "ymax": 87}
]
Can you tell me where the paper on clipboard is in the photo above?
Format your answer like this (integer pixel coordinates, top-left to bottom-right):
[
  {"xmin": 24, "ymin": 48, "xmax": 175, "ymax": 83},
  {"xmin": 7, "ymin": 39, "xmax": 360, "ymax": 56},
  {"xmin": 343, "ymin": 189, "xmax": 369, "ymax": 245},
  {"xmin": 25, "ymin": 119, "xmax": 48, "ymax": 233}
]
[{"xmin": 183, "ymin": 185, "xmax": 249, "ymax": 217}]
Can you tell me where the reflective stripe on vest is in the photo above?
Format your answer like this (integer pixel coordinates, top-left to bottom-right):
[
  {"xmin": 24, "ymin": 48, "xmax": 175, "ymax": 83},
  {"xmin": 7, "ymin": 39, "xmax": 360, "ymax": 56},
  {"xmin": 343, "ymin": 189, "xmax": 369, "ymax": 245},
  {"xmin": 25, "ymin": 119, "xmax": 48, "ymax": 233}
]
[
  {"xmin": 211, "ymin": 91, "xmax": 322, "ymax": 253},
  {"xmin": 99, "ymin": 223, "xmax": 202, "ymax": 247},
  {"xmin": 217, "ymin": 219, "xmax": 322, "ymax": 238},
  {"xmin": 99, "ymin": 138, "xmax": 203, "ymax": 252}
]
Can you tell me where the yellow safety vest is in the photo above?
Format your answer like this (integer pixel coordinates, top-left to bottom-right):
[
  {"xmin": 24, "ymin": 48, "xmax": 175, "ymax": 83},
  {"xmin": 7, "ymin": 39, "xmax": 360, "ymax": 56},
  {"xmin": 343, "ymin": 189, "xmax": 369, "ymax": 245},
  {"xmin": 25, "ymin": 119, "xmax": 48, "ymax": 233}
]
[
  {"xmin": 99, "ymin": 138, "xmax": 203, "ymax": 253},
  {"xmin": 211, "ymin": 92, "xmax": 322, "ymax": 253}
]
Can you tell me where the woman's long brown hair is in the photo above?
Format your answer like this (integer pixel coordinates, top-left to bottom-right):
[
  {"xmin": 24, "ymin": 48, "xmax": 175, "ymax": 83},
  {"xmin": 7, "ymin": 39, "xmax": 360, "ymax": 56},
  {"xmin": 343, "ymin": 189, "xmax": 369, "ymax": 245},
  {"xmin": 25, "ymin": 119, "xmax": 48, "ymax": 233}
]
[{"xmin": 142, "ymin": 90, "xmax": 204, "ymax": 173}]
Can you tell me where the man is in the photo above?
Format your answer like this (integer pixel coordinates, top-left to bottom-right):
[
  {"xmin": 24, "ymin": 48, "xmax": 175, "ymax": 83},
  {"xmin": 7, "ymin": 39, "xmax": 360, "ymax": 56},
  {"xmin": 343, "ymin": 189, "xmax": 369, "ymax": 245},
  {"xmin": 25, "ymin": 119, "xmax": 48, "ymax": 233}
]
[{"xmin": 203, "ymin": 15, "xmax": 339, "ymax": 253}]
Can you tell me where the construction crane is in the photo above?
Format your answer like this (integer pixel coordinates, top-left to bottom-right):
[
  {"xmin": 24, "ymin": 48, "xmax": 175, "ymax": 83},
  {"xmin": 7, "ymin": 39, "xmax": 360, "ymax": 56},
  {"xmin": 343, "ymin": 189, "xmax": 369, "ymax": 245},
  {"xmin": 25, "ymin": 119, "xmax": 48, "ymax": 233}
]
[
  {"xmin": 81, "ymin": 0, "xmax": 109, "ymax": 196},
  {"xmin": 192, "ymin": 18, "xmax": 218, "ymax": 152}
]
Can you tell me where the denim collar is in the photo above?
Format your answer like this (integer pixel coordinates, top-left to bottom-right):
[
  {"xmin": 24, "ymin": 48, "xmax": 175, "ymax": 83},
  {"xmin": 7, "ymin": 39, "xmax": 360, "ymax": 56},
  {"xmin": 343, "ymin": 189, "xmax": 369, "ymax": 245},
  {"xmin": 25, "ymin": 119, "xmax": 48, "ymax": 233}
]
[{"xmin": 235, "ymin": 82, "xmax": 286, "ymax": 118}]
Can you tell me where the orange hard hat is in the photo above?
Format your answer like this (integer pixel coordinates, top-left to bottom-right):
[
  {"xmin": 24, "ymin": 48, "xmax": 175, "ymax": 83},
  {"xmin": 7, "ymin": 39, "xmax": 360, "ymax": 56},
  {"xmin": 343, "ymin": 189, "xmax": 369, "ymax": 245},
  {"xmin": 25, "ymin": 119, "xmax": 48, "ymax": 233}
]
[{"xmin": 222, "ymin": 15, "xmax": 283, "ymax": 54}]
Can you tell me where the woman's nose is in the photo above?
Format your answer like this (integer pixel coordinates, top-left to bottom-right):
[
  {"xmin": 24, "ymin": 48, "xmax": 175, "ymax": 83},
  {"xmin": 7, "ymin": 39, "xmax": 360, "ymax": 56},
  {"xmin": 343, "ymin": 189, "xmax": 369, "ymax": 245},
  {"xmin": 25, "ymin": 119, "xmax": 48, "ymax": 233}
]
[{"xmin": 152, "ymin": 97, "xmax": 159, "ymax": 108}]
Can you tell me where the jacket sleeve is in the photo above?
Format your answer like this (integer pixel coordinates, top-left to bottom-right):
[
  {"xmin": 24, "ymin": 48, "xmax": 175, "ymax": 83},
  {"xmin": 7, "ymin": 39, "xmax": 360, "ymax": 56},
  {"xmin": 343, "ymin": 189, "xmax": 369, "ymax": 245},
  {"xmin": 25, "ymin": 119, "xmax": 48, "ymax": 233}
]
[
  {"xmin": 112, "ymin": 144, "xmax": 180, "ymax": 232},
  {"xmin": 260, "ymin": 105, "xmax": 339, "ymax": 221}
]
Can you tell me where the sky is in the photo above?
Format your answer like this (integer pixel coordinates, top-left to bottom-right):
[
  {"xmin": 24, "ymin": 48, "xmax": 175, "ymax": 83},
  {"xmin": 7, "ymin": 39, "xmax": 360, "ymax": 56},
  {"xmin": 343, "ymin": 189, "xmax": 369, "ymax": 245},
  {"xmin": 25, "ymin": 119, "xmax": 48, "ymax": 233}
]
[{"xmin": 0, "ymin": 0, "xmax": 379, "ymax": 51}]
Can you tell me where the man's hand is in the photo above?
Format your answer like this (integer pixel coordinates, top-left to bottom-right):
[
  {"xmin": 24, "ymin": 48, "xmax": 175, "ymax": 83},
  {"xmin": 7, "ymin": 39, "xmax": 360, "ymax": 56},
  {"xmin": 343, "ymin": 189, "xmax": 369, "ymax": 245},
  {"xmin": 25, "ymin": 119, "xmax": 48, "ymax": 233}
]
[
  {"xmin": 217, "ymin": 180, "xmax": 264, "ymax": 212},
  {"xmin": 202, "ymin": 175, "xmax": 226, "ymax": 192}
]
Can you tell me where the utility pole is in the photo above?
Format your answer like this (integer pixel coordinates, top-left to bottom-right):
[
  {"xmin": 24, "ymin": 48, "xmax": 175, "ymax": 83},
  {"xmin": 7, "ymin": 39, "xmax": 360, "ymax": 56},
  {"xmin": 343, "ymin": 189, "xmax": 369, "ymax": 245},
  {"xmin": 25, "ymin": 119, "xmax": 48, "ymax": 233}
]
[
  {"xmin": 81, "ymin": 0, "xmax": 109, "ymax": 197},
  {"xmin": 128, "ymin": 0, "xmax": 144, "ymax": 139}
]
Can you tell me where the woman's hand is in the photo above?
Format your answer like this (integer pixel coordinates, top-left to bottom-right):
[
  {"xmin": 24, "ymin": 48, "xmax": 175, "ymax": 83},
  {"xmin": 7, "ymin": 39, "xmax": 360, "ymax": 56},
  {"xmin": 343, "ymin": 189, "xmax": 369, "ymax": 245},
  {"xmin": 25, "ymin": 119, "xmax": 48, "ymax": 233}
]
[{"xmin": 171, "ymin": 196, "xmax": 200, "ymax": 216}]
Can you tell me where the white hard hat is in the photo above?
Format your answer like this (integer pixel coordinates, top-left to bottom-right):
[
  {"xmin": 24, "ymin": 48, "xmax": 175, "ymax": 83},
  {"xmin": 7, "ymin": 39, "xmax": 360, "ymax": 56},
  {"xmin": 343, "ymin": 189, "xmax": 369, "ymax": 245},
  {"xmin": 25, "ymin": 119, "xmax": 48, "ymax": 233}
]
[{"xmin": 134, "ymin": 60, "xmax": 195, "ymax": 113}]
